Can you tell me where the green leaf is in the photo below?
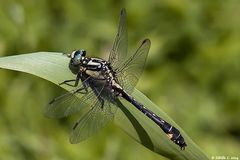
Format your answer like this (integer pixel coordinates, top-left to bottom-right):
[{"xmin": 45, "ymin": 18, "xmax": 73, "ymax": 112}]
[{"xmin": 0, "ymin": 52, "xmax": 208, "ymax": 160}]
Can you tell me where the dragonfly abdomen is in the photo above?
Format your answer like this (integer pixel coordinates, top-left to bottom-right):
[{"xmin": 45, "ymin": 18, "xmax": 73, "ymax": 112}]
[{"xmin": 120, "ymin": 90, "xmax": 187, "ymax": 150}]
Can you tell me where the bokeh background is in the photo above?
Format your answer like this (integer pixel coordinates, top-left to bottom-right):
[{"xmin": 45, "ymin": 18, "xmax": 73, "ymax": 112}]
[{"xmin": 0, "ymin": 0, "xmax": 240, "ymax": 159}]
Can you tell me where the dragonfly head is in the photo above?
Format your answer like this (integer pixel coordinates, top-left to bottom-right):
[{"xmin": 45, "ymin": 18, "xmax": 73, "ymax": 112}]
[{"xmin": 68, "ymin": 50, "xmax": 86, "ymax": 74}]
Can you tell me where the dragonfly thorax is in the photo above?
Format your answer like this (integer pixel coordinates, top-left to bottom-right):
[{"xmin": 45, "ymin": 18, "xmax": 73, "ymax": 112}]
[
  {"xmin": 82, "ymin": 57, "xmax": 116, "ymax": 82},
  {"xmin": 68, "ymin": 50, "xmax": 117, "ymax": 85}
]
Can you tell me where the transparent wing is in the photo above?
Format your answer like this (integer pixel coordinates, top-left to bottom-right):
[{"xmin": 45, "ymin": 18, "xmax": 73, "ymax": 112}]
[
  {"xmin": 44, "ymin": 77, "xmax": 97, "ymax": 118},
  {"xmin": 69, "ymin": 89, "xmax": 117, "ymax": 143},
  {"xmin": 116, "ymin": 39, "xmax": 151, "ymax": 93},
  {"xmin": 44, "ymin": 88, "xmax": 97, "ymax": 119},
  {"xmin": 108, "ymin": 8, "xmax": 128, "ymax": 70}
]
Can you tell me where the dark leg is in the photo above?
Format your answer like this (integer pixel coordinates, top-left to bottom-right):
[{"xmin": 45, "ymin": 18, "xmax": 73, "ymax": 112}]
[
  {"xmin": 59, "ymin": 79, "xmax": 76, "ymax": 86},
  {"xmin": 98, "ymin": 96, "xmax": 104, "ymax": 109},
  {"xmin": 59, "ymin": 74, "xmax": 80, "ymax": 87},
  {"xmin": 74, "ymin": 84, "xmax": 89, "ymax": 94}
]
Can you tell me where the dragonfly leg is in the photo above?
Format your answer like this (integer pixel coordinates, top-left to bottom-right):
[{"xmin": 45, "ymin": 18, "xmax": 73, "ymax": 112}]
[
  {"xmin": 59, "ymin": 74, "xmax": 81, "ymax": 87},
  {"xmin": 75, "ymin": 83, "xmax": 89, "ymax": 94},
  {"xmin": 59, "ymin": 79, "xmax": 76, "ymax": 86},
  {"xmin": 98, "ymin": 96, "xmax": 105, "ymax": 109}
]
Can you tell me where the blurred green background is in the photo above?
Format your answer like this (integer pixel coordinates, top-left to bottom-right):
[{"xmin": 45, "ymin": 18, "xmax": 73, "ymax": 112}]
[{"xmin": 0, "ymin": 0, "xmax": 240, "ymax": 159}]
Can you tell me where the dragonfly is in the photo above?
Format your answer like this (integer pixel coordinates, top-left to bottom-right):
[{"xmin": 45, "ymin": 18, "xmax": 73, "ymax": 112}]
[{"xmin": 45, "ymin": 8, "xmax": 187, "ymax": 150}]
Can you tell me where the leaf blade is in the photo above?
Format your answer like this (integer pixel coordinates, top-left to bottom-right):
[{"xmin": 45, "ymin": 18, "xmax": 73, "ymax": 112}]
[{"xmin": 0, "ymin": 52, "xmax": 208, "ymax": 160}]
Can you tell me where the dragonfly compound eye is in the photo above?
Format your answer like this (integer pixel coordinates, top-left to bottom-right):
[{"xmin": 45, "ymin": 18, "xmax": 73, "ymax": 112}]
[{"xmin": 71, "ymin": 50, "xmax": 85, "ymax": 65}]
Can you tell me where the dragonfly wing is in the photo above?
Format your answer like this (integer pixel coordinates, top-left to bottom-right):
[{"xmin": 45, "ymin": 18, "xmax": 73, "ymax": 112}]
[
  {"xmin": 116, "ymin": 39, "xmax": 151, "ymax": 93},
  {"xmin": 44, "ymin": 78, "xmax": 98, "ymax": 118},
  {"xmin": 108, "ymin": 8, "xmax": 128, "ymax": 70},
  {"xmin": 69, "ymin": 96, "xmax": 116, "ymax": 143}
]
